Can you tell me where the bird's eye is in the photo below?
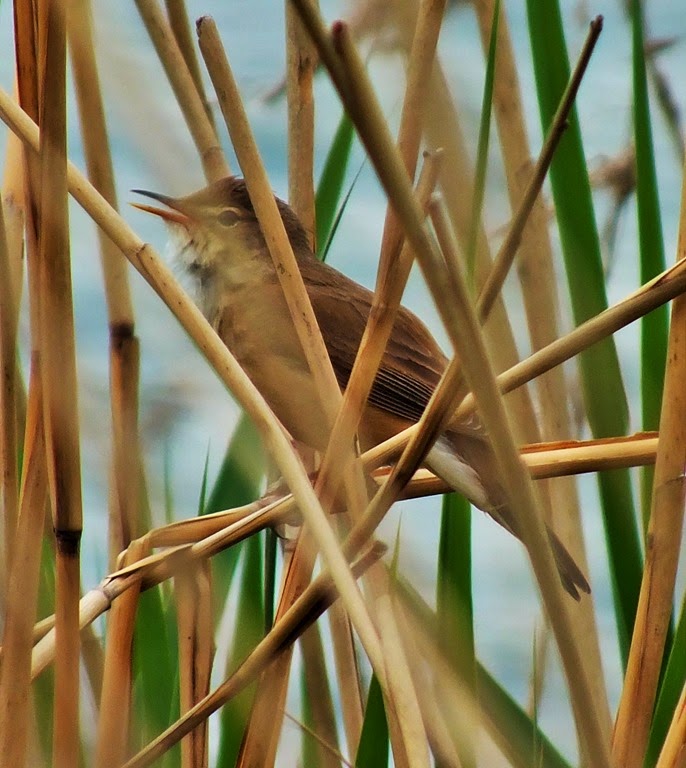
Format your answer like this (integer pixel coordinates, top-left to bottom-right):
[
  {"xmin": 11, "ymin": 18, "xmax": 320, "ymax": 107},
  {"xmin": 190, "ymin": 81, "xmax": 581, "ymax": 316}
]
[{"xmin": 218, "ymin": 209, "xmax": 240, "ymax": 227}]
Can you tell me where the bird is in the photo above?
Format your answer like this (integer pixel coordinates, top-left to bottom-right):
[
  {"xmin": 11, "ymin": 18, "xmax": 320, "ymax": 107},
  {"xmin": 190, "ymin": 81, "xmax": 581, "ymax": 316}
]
[{"xmin": 132, "ymin": 176, "xmax": 590, "ymax": 600}]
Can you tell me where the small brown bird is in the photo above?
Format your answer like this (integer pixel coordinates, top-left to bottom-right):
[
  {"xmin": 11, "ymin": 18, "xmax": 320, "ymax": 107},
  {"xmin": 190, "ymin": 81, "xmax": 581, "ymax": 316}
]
[{"xmin": 133, "ymin": 176, "xmax": 590, "ymax": 599}]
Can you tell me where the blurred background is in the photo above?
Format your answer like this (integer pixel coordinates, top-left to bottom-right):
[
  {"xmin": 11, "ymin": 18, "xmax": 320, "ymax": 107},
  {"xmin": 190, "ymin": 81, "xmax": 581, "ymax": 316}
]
[{"xmin": 1, "ymin": 0, "xmax": 685, "ymax": 761}]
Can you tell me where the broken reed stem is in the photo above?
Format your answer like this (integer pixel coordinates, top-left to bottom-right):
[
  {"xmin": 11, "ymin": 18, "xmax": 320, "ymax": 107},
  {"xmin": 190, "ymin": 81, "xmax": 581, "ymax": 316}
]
[
  {"xmin": 286, "ymin": 1, "xmax": 317, "ymax": 235},
  {"xmin": 164, "ymin": 0, "xmax": 215, "ymax": 128}
]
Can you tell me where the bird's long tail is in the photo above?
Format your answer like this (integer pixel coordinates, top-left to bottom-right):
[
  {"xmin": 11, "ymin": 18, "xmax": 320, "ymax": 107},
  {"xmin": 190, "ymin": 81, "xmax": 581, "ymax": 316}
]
[{"xmin": 426, "ymin": 436, "xmax": 590, "ymax": 600}]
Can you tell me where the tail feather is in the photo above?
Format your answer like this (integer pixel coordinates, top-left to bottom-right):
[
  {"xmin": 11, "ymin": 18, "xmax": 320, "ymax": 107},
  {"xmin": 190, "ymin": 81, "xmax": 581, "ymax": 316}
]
[{"xmin": 427, "ymin": 438, "xmax": 590, "ymax": 600}]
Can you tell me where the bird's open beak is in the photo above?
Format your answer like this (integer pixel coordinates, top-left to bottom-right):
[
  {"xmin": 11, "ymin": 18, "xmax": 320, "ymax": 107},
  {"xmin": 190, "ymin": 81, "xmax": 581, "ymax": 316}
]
[{"xmin": 130, "ymin": 189, "xmax": 190, "ymax": 227}]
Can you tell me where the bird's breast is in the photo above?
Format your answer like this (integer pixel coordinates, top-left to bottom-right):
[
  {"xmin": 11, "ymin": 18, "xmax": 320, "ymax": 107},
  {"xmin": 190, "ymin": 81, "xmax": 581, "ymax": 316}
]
[{"xmin": 214, "ymin": 283, "xmax": 332, "ymax": 449}]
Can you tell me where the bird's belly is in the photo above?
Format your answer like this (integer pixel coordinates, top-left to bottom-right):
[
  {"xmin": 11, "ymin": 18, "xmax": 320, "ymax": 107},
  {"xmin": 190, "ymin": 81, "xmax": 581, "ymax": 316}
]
[{"xmin": 218, "ymin": 295, "xmax": 333, "ymax": 449}]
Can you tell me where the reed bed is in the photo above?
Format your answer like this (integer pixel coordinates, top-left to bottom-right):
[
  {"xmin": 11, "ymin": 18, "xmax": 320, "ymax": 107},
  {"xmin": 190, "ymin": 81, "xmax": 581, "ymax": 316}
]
[{"xmin": 0, "ymin": 1, "xmax": 684, "ymax": 767}]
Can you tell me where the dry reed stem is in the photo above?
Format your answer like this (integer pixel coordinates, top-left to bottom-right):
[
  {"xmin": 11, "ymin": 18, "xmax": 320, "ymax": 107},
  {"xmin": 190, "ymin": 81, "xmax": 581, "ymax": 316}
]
[
  {"xmin": 67, "ymin": 0, "xmax": 146, "ymax": 573},
  {"xmin": 393, "ymin": 586, "xmax": 484, "ymax": 762},
  {"xmin": 108, "ymin": 333, "xmax": 144, "ymax": 563},
  {"xmin": 286, "ymin": 1, "xmax": 317, "ymax": 236},
  {"xmin": 1, "ymin": 135, "xmax": 30, "ymax": 456},
  {"xmin": 0, "ymin": 371, "xmax": 48, "ymax": 767},
  {"xmin": 176, "ymin": 565, "xmax": 212, "ymax": 767},
  {"xmin": 68, "ymin": 0, "xmax": 134, "ymax": 324},
  {"xmin": 121, "ymin": 543, "xmax": 385, "ymax": 768},
  {"xmin": 373, "ymin": 567, "xmax": 430, "ymax": 768},
  {"xmin": 436, "ymin": 145, "xmax": 613, "ymax": 764},
  {"xmin": 474, "ymin": 5, "xmax": 608, "ymax": 731},
  {"xmin": 37, "ymin": 4, "xmax": 83, "ymax": 766},
  {"xmin": 94, "ymin": 540, "xmax": 146, "ymax": 768},
  {"xmin": 318, "ymin": 120, "xmax": 444, "ymax": 526},
  {"xmin": 197, "ymin": 25, "xmax": 410, "ymax": 765},
  {"xmin": 455, "ymin": 253, "xmax": 686, "ymax": 421},
  {"xmin": 164, "ymin": 0, "xmax": 215, "ymax": 127},
  {"xmin": 196, "ymin": 16, "xmax": 345, "ymax": 460},
  {"xmin": 654, "ymin": 680, "xmax": 686, "ymax": 768},
  {"xmin": 0, "ymin": 83, "xmax": 392, "ymax": 693},
  {"xmin": 477, "ymin": 16, "xmax": 603, "ymax": 324},
  {"xmin": 405, "ymin": 7, "xmax": 541, "ymax": 450},
  {"xmin": 397, "ymin": 618, "xmax": 462, "ymax": 768},
  {"xmin": 299, "ymin": 624, "xmax": 341, "ymax": 768},
  {"xmin": 426, "ymin": 186, "xmax": 612, "ymax": 764},
  {"xmin": 283, "ymin": 711, "xmax": 353, "ymax": 767},
  {"xmin": 134, "ymin": 0, "xmax": 228, "ymax": 182},
  {"xmin": 197, "ymin": 18, "xmax": 383, "ymax": 766},
  {"xmin": 364, "ymin": 247, "xmax": 686, "ymax": 464},
  {"xmin": 24, "ymin": 428, "xmax": 653, "ymax": 692},
  {"xmin": 612, "ymin": 150, "xmax": 686, "ymax": 768},
  {"xmin": 237, "ymin": 12, "xmax": 319, "ymax": 763}
]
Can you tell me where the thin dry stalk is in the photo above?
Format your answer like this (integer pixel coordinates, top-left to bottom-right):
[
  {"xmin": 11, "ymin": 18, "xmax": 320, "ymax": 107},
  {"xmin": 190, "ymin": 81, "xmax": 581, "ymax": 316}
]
[
  {"xmin": 477, "ymin": 16, "xmax": 603, "ymax": 323},
  {"xmin": 37, "ymin": 3, "xmax": 83, "ymax": 766},
  {"xmin": 235, "ymin": 13, "xmax": 319, "ymax": 763},
  {"xmin": 108, "ymin": 334, "xmax": 144, "ymax": 561},
  {"xmin": 369, "ymin": 434, "xmax": 658, "ymax": 500},
  {"xmin": 372, "ymin": 567, "xmax": 430, "ymax": 768},
  {"xmin": 0, "ymin": 373, "xmax": 48, "ymax": 767},
  {"xmin": 196, "ymin": 24, "xmax": 407, "ymax": 741},
  {"xmin": 66, "ymin": 0, "xmax": 146, "ymax": 577},
  {"xmin": 474, "ymin": 5, "xmax": 608, "ymax": 733},
  {"xmin": 612, "ymin": 148, "xmax": 686, "ymax": 768},
  {"xmin": 134, "ymin": 0, "xmax": 228, "ymax": 182},
  {"xmin": 455, "ymin": 254, "xmax": 686, "ymax": 422},
  {"xmin": 286, "ymin": 1, "xmax": 317, "ymax": 235},
  {"xmin": 238, "ymin": 533, "xmax": 322, "ymax": 768},
  {"xmin": 394, "ymin": 0, "xmax": 541, "ymax": 449},
  {"xmin": 654, "ymin": 679, "xmax": 686, "ymax": 768},
  {"xmin": 164, "ymin": 0, "xmax": 215, "ymax": 127},
  {"xmin": 426, "ymin": 175, "xmax": 611, "ymax": 768},
  {"xmin": 393, "ymin": 587, "xmax": 483, "ymax": 764},
  {"xmin": 94, "ymin": 540, "xmax": 147, "ymax": 768},
  {"xmin": 196, "ymin": 16, "xmax": 343, "ymax": 443},
  {"xmin": 67, "ymin": 0, "xmax": 133, "ymax": 325},
  {"xmin": 176, "ymin": 564, "xmax": 212, "ymax": 768}
]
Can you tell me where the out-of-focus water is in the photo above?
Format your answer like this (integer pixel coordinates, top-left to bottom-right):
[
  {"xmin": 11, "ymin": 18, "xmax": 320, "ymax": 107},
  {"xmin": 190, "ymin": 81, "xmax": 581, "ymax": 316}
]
[{"xmin": 1, "ymin": 0, "xmax": 685, "ymax": 762}]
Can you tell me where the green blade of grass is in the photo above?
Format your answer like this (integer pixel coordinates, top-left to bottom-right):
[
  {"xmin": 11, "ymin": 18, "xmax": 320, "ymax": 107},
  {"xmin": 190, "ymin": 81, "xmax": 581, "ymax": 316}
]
[
  {"xmin": 132, "ymin": 586, "xmax": 180, "ymax": 768},
  {"xmin": 466, "ymin": 0, "xmax": 500, "ymax": 280},
  {"xmin": 526, "ymin": 1, "xmax": 642, "ymax": 664},
  {"xmin": 355, "ymin": 675, "xmax": 389, "ymax": 768},
  {"xmin": 216, "ymin": 533, "xmax": 265, "ymax": 766},
  {"xmin": 203, "ymin": 413, "xmax": 265, "ymax": 622},
  {"xmin": 315, "ymin": 110, "xmax": 354, "ymax": 255},
  {"xmin": 437, "ymin": 493, "xmax": 475, "ymax": 768}
]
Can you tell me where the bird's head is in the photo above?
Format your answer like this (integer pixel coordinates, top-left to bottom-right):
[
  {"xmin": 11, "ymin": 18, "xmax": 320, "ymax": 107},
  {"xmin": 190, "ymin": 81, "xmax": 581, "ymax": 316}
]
[{"xmin": 132, "ymin": 176, "xmax": 311, "ymax": 283}]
